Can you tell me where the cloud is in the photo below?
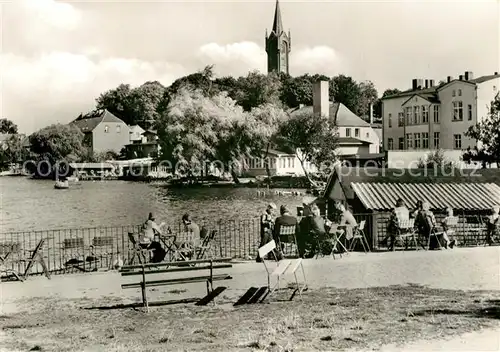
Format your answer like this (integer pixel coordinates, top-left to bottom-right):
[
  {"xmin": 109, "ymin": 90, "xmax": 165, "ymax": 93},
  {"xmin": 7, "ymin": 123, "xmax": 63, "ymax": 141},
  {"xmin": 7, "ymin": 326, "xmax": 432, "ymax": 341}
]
[
  {"xmin": 197, "ymin": 41, "xmax": 343, "ymax": 77},
  {"xmin": 1, "ymin": 0, "xmax": 188, "ymax": 133}
]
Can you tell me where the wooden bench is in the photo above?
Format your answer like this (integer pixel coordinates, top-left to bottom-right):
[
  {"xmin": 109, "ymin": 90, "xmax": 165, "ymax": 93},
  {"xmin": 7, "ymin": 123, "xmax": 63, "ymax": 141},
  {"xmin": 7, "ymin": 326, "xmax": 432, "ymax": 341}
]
[{"xmin": 120, "ymin": 258, "xmax": 233, "ymax": 312}]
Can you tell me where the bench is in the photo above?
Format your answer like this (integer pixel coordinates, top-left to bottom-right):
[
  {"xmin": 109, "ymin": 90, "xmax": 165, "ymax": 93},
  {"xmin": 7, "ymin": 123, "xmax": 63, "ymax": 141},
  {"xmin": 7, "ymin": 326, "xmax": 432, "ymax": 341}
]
[{"xmin": 120, "ymin": 257, "xmax": 233, "ymax": 312}]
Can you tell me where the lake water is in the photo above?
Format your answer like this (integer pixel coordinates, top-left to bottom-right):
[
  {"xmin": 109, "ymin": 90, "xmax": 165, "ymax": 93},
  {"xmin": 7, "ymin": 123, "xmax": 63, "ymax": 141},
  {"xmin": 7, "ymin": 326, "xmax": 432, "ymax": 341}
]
[{"xmin": 0, "ymin": 177, "xmax": 307, "ymax": 233}]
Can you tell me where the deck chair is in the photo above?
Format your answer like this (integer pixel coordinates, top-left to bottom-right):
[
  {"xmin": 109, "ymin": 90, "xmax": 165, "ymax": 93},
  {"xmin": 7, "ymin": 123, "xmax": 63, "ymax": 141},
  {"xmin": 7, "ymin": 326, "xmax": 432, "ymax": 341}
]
[
  {"xmin": 127, "ymin": 232, "xmax": 152, "ymax": 265},
  {"xmin": 276, "ymin": 225, "xmax": 298, "ymax": 257},
  {"xmin": 3, "ymin": 238, "xmax": 51, "ymax": 281},
  {"xmin": 258, "ymin": 240, "xmax": 307, "ymax": 302},
  {"xmin": 348, "ymin": 220, "xmax": 370, "ymax": 253},
  {"xmin": 196, "ymin": 230, "xmax": 217, "ymax": 260},
  {"xmin": 62, "ymin": 237, "xmax": 91, "ymax": 272},
  {"xmin": 87, "ymin": 236, "xmax": 115, "ymax": 269},
  {"xmin": 396, "ymin": 219, "xmax": 419, "ymax": 250},
  {"xmin": 434, "ymin": 216, "xmax": 460, "ymax": 247}
]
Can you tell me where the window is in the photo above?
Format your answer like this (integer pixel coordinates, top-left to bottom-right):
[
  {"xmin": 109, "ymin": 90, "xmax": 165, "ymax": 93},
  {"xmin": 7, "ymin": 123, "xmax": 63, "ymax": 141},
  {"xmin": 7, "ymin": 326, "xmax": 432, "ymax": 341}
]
[
  {"xmin": 452, "ymin": 90, "xmax": 456, "ymax": 97},
  {"xmin": 454, "ymin": 134, "xmax": 462, "ymax": 149},
  {"xmin": 433, "ymin": 105, "xmax": 440, "ymax": 123},
  {"xmin": 422, "ymin": 132, "xmax": 429, "ymax": 149},
  {"xmin": 413, "ymin": 106, "xmax": 420, "ymax": 124},
  {"xmin": 388, "ymin": 138, "xmax": 394, "ymax": 150},
  {"xmin": 290, "ymin": 158, "xmax": 295, "ymax": 168},
  {"xmin": 388, "ymin": 113, "xmax": 392, "ymax": 128},
  {"xmin": 453, "ymin": 101, "xmax": 463, "ymax": 121},
  {"xmin": 116, "ymin": 125, "xmax": 121, "ymax": 133},
  {"xmin": 399, "ymin": 138, "xmax": 404, "ymax": 150},
  {"xmin": 366, "ymin": 132, "xmax": 369, "ymax": 138},
  {"xmin": 398, "ymin": 112, "xmax": 404, "ymax": 127},
  {"xmin": 406, "ymin": 133, "xmax": 413, "ymax": 149},
  {"xmin": 405, "ymin": 107, "xmax": 412, "ymax": 126},
  {"xmin": 104, "ymin": 125, "xmax": 109, "ymax": 133},
  {"xmin": 355, "ymin": 128, "xmax": 360, "ymax": 137},
  {"xmin": 422, "ymin": 105, "xmax": 429, "ymax": 123},
  {"xmin": 346, "ymin": 128, "xmax": 351, "ymax": 137},
  {"xmin": 468, "ymin": 104, "xmax": 472, "ymax": 120},
  {"xmin": 458, "ymin": 89, "xmax": 462, "ymax": 96},
  {"xmin": 433, "ymin": 132, "xmax": 440, "ymax": 148},
  {"xmin": 414, "ymin": 133, "xmax": 421, "ymax": 149}
]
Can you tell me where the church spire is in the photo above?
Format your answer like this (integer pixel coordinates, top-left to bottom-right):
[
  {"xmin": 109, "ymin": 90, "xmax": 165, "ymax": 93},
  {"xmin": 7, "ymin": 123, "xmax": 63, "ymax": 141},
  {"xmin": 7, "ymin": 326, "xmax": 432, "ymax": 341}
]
[{"xmin": 271, "ymin": 0, "xmax": 283, "ymax": 35}]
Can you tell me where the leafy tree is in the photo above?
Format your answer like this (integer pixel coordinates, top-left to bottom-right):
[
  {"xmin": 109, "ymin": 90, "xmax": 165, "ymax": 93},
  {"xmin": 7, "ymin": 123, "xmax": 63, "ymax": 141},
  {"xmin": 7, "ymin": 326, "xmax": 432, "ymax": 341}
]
[
  {"xmin": 278, "ymin": 111, "xmax": 338, "ymax": 186},
  {"xmin": 0, "ymin": 118, "xmax": 18, "ymax": 134},
  {"xmin": 329, "ymin": 75, "xmax": 361, "ymax": 114},
  {"xmin": 96, "ymin": 84, "xmax": 134, "ymax": 124},
  {"xmin": 213, "ymin": 76, "xmax": 240, "ymax": 101},
  {"xmin": 245, "ymin": 104, "xmax": 288, "ymax": 179},
  {"xmin": 381, "ymin": 88, "xmax": 402, "ymax": 98},
  {"xmin": 156, "ymin": 88, "xmax": 252, "ymax": 182},
  {"xmin": 280, "ymin": 74, "xmax": 314, "ymax": 108},
  {"xmin": 463, "ymin": 93, "xmax": 500, "ymax": 168},
  {"xmin": 0, "ymin": 134, "xmax": 26, "ymax": 166},
  {"xmin": 168, "ymin": 65, "xmax": 215, "ymax": 97},
  {"xmin": 29, "ymin": 124, "xmax": 87, "ymax": 165},
  {"xmin": 128, "ymin": 81, "xmax": 166, "ymax": 129},
  {"xmin": 234, "ymin": 71, "xmax": 282, "ymax": 111},
  {"xmin": 357, "ymin": 81, "xmax": 378, "ymax": 120},
  {"xmin": 417, "ymin": 149, "xmax": 455, "ymax": 170}
]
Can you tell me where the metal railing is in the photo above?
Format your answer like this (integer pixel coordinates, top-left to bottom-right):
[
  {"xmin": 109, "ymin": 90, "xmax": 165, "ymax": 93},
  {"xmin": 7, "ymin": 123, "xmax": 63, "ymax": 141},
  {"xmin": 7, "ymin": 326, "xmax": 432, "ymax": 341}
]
[{"xmin": 0, "ymin": 213, "xmax": 494, "ymax": 277}]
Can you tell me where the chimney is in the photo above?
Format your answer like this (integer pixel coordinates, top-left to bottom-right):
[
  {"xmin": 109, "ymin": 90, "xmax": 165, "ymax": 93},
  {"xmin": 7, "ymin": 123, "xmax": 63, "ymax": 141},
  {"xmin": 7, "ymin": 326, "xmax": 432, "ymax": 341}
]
[
  {"xmin": 429, "ymin": 79, "xmax": 435, "ymax": 87},
  {"xmin": 464, "ymin": 71, "xmax": 473, "ymax": 81},
  {"xmin": 459, "ymin": 75, "xmax": 464, "ymax": 80},
  {"xmin": 313, "ymin": 80, "xmax": 329, "ymax": 117},
  {"xmin": 495, "ymin": 72, "xmax": 498, "ymax": 75},
  {"xmin": 447, "ymin": 76, "xmax": 452, "ymax": 83},
  {"xmin": 369, "ymin": 103, "xmax": 374, "ymax": 124},
  {"xmin": 412, "ymin": 79, "xmax": 418, "ymax": 90},
  {"xmin": 425, "ymin": 79, "xmax": 429, "ymax": 88},
  {"xmin": 417, "ymin": 79, "xmax": 424, "ymax": 89}
]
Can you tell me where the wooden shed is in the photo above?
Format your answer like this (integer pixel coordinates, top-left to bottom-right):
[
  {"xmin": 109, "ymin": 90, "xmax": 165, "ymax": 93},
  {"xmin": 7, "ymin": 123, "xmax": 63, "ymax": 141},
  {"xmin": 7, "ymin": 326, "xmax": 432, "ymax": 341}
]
[{"xmin": 322, "ymin": 166, "xmax": 500, "ymax": 249}]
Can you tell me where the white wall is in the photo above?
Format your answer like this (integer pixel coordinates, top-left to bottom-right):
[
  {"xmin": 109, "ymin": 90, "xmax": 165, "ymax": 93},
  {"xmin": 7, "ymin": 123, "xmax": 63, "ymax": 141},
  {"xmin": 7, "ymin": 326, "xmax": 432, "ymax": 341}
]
[{"xmin": 386, "ymin": 149, "xmax": 477, "ymax": 168}]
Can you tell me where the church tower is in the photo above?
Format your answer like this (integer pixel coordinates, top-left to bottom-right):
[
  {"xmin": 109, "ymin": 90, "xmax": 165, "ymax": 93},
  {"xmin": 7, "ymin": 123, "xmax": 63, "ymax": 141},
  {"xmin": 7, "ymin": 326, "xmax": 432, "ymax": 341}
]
[{"xmin": 265, "ymin": 0, "xmax": 291, "ymax": 75}]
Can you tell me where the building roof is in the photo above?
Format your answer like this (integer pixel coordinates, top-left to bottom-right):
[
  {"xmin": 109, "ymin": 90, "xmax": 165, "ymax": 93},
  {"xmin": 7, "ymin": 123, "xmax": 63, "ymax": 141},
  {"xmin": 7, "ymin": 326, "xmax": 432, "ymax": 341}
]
[
  {"xmin": 69, "ymin": 162, "xmax": 114, "ymax": 169},
  {"xmin": 266, "ymin": 148, "xmax": 294, "ymax": 156},
  {"xmin": 351, "ymin": 182, "xmax": 500, "ymax": 211},
  {"xmin": 70, "ymin": 109, "xmax": 125, "ymax": 133},
  {"xmin": 323, "ymin": 166, "xmax": 500, "ymax": 202},
  {"xmin": 382, "ymin": 73, "xmax": 500, "ymax": 100},
  {"xmin": 338, "ymin": 137, "xmax": 372, "ymax": 145},
  {"xmin": 289, "ymin": 102, "xmax": 370, "ymax": 127},
  {"xmin": 271, "ymin": 0, "xmax": 283, "ymax": 35}
]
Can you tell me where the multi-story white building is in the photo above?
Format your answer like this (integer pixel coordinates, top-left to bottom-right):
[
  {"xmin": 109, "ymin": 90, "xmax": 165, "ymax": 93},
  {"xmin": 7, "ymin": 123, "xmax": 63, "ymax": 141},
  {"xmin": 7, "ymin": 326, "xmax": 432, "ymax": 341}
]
[{"xmin": 382, "ymin": 71, "xmax": 500, "ymax": 152}]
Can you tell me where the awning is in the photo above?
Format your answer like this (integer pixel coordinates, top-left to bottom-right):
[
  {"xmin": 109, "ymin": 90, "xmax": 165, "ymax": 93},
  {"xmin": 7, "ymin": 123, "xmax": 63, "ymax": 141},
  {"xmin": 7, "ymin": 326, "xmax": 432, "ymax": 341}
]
[{"xmin": 351, "ymin": 182, "xmax": 500, "ymax": 211}]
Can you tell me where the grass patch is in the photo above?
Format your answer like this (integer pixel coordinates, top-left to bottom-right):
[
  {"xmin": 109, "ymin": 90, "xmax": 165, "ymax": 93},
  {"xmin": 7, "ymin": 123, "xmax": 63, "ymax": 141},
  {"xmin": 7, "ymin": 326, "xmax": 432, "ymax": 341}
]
[{"xmin": 0, "ymin": 285, "xmax": 499, "ymax": 351}]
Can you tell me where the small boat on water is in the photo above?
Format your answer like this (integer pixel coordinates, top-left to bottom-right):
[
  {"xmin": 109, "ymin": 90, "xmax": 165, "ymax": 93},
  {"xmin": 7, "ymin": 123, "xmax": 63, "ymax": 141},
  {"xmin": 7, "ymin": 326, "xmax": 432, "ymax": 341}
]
[{"xmin": 54, "ymin": 180, "xmax": 69, "ymax": 189}]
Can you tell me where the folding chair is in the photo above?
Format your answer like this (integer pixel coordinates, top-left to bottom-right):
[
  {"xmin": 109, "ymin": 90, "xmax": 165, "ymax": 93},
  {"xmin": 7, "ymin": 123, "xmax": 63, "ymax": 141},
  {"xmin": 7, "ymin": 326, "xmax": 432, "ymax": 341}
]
[
  {"xmin": 276, "ymin": 225, "xmax": 298, "ymax": 257},
  {"xmin": 0, "ymin": 242, "xmax": 20, "ymax": 264},
  {"xmin": 348, "ymin": 220, "xmax": 370, "ymax": 253},
  {"xmin": 127, "ymin": 232, "xmax": 152, "ymax": 265},
  {"xmin": 427, "ymin": 227, "xmax": 444, "ymax": 250},
  {"xmin": 258, "ymin": 240, "xmax": 307, "ymax": 301},
  {"xmin": 396, "ymin": 219, "xmax": 419, "ymax": 250},
  {"xmin": 4, "ymin": 238, "xmax": 51, "ymax": 281},
  {"xmin": 196, "ymin": 230, "xmax": 217, "ymax": 260}
]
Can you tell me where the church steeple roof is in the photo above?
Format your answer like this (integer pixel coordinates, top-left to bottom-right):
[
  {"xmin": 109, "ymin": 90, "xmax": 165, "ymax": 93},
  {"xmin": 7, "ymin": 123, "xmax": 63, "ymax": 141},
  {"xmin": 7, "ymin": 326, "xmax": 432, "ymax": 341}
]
[{"xmin": 271, "ymin": 0, "xmax": 283, "ymax": 35}]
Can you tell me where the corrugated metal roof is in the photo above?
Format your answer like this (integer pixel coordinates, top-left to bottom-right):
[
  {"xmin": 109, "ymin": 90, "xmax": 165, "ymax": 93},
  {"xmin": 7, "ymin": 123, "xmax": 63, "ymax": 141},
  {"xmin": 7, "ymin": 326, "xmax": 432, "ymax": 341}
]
[{"xmin": 351, "ymin": 182, "xmax": 500, "ymax": 211}]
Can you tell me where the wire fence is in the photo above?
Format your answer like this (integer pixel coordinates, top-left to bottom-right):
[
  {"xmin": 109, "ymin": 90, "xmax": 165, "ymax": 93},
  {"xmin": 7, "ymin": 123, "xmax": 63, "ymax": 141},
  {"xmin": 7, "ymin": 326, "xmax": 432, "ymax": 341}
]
[{"xmin": 0, "ymin": 213, "xmax": 494, "ymax": 277}]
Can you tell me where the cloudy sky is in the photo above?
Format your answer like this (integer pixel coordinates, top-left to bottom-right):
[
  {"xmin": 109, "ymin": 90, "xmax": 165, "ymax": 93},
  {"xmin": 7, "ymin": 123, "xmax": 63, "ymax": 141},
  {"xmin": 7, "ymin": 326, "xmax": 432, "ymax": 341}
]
[{"xmin": 1, "ymin": 0, "xmax": 499, "ymax": 133}]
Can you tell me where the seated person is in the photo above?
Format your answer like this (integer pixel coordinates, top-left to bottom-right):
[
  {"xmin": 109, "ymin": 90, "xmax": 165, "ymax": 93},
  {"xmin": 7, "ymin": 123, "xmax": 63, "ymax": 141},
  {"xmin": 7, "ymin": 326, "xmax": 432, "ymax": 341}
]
[
  {"xmin": 419, "ymin": 202, "xmax": 442, "ymax": 250},
  {"xmin": 273, "ymin": 205, "xmax": 298, "ymax": 251},
  {"xmin": 138, "ymin": 212, "xmax": 166, "ymax": 263},
  {"xmin": 441, "ymin": 207, "xmax": 458, "ymax": 249},
  {"xmin": 180, "ymin": 213, "xmax": 201, "ymax": 259},
  {"xmin": 384, "ymin": 198, "xmax": 409, "ymax": 250},
  {"xmin": 486, "ymin": 206, "xmax": 500, "ymax": 245},
  {"xmin": 337, "ymin": 204, "xmax": 358, "ymax": 240},
  {"xmin": 297, "ymin": 204, "xmax": 326, "ymax": 258}
]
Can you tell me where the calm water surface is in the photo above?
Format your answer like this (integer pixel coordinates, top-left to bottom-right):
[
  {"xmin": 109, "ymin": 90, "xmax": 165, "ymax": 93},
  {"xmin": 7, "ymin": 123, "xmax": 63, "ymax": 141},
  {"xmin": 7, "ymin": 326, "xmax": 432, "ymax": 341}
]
[{"xmin": 0, "ymin": 177, "xmax": 306, "ymax": 232}]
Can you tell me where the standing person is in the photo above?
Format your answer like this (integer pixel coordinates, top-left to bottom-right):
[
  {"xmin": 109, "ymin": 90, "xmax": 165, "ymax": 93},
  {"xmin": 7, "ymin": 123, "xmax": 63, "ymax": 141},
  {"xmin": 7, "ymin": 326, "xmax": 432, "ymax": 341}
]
[
  {"xmin": 256, "ymin": 203, "xmax": 276, "ymax": 262},
  {"xmin": 181, "ymin": 213, "xmax": 201, "ymax": 259},
  {"xmin": 486, "ymin": 206, "xmax": 500, "ymax": 245},
  {"xmin": 138, "ymin": 212, "xmax": 166, "ymax": 263}
]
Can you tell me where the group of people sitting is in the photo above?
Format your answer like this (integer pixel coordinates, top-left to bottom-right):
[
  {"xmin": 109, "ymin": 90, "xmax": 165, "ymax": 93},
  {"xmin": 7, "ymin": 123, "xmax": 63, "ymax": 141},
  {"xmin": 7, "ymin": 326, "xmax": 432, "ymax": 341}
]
[
  {"xmin": 383, "ymin": 199, "xmax": 500, "ymax": 250},
  {"xmin": 137, "ymin": 212, "xmax": 202, "ymax": 263},
  {"xmin": 257, "ymin": 201, "xmax": 358, "ymax": 260}
]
